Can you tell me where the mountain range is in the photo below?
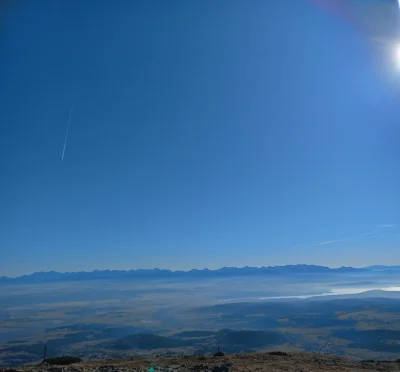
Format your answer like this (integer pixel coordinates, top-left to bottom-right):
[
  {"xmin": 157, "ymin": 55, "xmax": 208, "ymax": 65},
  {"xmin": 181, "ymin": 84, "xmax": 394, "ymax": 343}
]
[{"xmin": 2, "ymin": 264, "xmax": 400, "ymax": 284}]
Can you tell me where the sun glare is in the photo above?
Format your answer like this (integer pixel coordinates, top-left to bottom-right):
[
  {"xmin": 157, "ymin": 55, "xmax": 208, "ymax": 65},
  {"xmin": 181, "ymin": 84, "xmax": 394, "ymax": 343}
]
[{"xmin": 395, "ymin": 44, "xmax": 400, "ymax": 68}]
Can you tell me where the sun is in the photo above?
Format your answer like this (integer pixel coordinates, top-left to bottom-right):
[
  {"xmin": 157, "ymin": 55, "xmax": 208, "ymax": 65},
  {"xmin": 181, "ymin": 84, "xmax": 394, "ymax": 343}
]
[{"xmin": 395, "ymin": 44, "xmax": 400, "ymax": 68}]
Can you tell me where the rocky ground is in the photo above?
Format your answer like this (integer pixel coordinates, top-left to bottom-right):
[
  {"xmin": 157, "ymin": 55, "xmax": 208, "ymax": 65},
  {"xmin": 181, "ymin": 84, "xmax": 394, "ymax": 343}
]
[{"xmin": 9, "ymin": 352, "xmax": 400, "ymax": 372}]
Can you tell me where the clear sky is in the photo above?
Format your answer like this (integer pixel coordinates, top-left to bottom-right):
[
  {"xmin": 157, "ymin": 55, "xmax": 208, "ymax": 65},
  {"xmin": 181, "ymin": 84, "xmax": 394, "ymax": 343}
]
[{"xmin": 1, "ymin": 0, "xmax": 400, "ymax": 277}]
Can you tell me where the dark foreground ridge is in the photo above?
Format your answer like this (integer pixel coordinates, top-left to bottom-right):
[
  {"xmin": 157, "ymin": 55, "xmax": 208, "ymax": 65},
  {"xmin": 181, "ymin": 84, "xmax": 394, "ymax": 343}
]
[{"xmin": 12, "ymin": 352, "xmax": 400, "ymax": 372}]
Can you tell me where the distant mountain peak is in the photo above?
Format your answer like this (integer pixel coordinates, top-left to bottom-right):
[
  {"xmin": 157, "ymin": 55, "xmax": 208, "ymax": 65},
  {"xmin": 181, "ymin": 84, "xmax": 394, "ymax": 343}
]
[{"xmin": 2, "ymin": 264, "xmax": 392, "ymax": 284}]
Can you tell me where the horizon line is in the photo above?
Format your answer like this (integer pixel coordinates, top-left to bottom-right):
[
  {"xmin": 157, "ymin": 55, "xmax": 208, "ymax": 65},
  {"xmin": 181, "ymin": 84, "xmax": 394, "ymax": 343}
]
[{"xmin": 3, "ymin": 263, "xmax": 400, "ymax": 279}]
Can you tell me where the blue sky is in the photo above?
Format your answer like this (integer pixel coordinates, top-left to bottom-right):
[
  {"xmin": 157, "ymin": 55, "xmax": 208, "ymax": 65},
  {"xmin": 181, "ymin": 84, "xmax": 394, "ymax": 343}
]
[{"xmin": 1, "ymin": 0, "xmax": 400, "ymax": 277}]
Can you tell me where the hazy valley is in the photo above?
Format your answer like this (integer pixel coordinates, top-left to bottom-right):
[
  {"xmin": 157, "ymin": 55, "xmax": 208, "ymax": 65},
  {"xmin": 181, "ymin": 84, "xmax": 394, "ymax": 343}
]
[{"xmin": 1, "ymin": 265, "xmax": 400, "ymax": 367}]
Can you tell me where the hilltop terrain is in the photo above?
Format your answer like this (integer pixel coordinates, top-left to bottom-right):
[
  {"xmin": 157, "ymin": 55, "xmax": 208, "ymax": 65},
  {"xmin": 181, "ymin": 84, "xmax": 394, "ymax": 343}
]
[{"xmin": 14, "ymin": 352, "xmax": 400, "ymax": 372}]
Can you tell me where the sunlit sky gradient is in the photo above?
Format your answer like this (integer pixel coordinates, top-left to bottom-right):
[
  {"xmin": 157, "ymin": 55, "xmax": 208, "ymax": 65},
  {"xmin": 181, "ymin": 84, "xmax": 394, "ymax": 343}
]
[{"xmin": 1, "ymin": 0, "xmax": 400, "ymax": 277}]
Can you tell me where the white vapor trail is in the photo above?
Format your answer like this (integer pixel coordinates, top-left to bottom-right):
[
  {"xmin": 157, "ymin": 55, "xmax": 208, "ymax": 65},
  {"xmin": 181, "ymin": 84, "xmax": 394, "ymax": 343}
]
[
  {"xmin": 292, "ymin": 225, "xmax": 397, "ymax": 249},
  {"xmin": 61, "ymin": 104, "xmax": 74, "ymax": 160}
]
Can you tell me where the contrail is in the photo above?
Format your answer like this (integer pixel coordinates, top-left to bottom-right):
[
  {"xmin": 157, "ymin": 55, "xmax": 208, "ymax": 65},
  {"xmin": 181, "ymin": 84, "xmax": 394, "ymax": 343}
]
[
  {"xmin": 61, "ymin": 104, "xmax": 74, "ymax": 160},
  {"xmin": 292, "ymin": 225, "xmax": 397, "ymax": 249}
]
